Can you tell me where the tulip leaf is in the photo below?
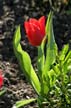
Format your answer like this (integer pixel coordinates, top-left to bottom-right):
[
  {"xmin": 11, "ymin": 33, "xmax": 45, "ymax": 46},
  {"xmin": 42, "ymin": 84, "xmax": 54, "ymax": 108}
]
[
  {"xmin": 14, "ymin": 98, "xmax": 36, "ymax": 108},
  {"xmin": 13, "ymin": 26, "xmax": 41, "ymax": 95},
  {"xmin": 37, "ymin": 38, "xmax": 45, "ymax": 79},
  {"xmin": 41, "ymin": 11, "xmax": 57, "ymax": 95},
  {"xmin": 44, "ymin": 11, "xmax": 57, "ymax": 74}
]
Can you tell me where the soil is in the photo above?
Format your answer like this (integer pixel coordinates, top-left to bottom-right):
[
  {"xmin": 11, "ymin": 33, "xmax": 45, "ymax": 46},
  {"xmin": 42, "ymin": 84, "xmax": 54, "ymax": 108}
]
[{"xmin": 0, "ymin": 0, "xmax": 71, "ymax": 108}]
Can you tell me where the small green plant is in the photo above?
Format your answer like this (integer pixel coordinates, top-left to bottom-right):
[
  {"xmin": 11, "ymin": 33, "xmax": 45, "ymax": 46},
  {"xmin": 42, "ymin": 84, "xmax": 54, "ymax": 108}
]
[{"xmin": 13, "ymin": 11, "xmax": 71, "ymax": 108}]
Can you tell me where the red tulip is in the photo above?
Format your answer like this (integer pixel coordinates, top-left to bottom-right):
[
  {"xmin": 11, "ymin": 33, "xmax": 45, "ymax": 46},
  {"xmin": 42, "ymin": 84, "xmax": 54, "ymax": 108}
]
[
  {"xmin": 24, "ymin": 16, "xmax": 45, "ymax": 46},
  {"xmin": 0, "ymin": 70, "xmax": 4, "ymax": 88}
]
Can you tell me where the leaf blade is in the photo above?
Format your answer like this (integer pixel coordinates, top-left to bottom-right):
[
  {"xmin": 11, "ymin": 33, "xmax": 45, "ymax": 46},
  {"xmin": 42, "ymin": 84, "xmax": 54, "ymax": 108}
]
[
  {"xmin": 13, "ymin": 98, "xmax": 36, "ymax": 108},
  {"xmin": 13, "ymin": 26, "xmax": 41, "ymax": 95}
]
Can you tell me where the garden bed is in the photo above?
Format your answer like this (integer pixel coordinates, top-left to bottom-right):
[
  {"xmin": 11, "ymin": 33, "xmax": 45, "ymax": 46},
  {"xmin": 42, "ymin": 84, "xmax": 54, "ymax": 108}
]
[{"xmin": 0, "ymin": 0, "xmax": 71, "ymax": 108}]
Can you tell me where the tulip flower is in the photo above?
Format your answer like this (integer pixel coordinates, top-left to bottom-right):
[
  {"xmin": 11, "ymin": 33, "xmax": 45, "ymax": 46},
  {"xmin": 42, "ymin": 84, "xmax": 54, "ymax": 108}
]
[
  {"xmin": 24, "ymin": 16, "xmax": 45, "ymax": 46},
  {"xmin": 0, "ymin": 70, "xmax": 4, "ymax": 88}
]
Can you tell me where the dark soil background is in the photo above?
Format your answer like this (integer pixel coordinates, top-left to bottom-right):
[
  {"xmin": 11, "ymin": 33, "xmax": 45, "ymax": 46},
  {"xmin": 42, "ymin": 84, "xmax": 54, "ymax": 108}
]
[{"xmin": 0, "ymin": 0, "xmax": 71, "ymax": 108}]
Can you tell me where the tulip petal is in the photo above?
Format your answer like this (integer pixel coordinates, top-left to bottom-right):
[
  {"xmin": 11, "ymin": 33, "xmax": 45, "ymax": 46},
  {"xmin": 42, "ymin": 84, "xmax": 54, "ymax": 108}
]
[
  {"xmin": 24, "ymin": 22, "xmax": 34, "ymax": 43},
  {"xmin": 29, "ymin": 18, "xmax": 39, "ymax": 26},
  {"xmin": 38, "ymin": 16, "xmax": 45, "ymax": 36},
  {"xmin": 29, "ymin": 18, "xmax": 41, "ymax": 31},
  {"xmin": 24, "ymin": 21, "xmax": 37, "ymax": 46},
  {"xmin": 29, "ymin": 22, "xmax": 43, "ymax": 46},
  {"xmin": 24, "ymin": 16, "xmax": 46, "ymax": 46}
]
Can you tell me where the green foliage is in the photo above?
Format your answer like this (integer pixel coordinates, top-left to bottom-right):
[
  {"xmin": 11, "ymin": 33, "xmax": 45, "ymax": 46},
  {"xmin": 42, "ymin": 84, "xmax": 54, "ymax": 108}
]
[
  {"xmin": 13, "ymin": 11, "xmax": 71, "ymax": 108},
  {"xmin": 13, "ymin": 26, "xmax": 41, "ymax": 95},
  {"xmin": 59, "ymin": 44, "xmax": 69, "ymax": 61},
  {"xmin": 40, "ymin": 11, "xmax": 57, "ymax": 95},
  {"xmin": 0, "ymin": 89, "xmax": 6, "ymax": 96},
  {"xmin": 15, "ymin": 98, "xmax": 36, "ymax": 108},
  {"xmin": 37, "ymin": 38, "xmax": 45, "ymax": 79},
  {"xmin": 45, "ymin": 11, "xmax": 57, "ymax": 72},
  {"xmin": 49, "ymin": 44, "xmax": 71, "ymax": 107}
]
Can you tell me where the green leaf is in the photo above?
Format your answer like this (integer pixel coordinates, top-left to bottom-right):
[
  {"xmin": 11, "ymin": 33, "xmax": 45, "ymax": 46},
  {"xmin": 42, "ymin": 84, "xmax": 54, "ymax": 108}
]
[
  {"xmin": 62, "ymin": 51, "xmax": 71, "ymax": 74},
  {"xmin": 59, "ymin": 51, "xmax": 71, "ymax": 75},
  {"xmin": 39, "ymin": 11, "xmax": 57, "ymax": 95},
  {"xmin": 37, "ymin": 38, "xmax": 45, "ymax": 79},
  {"xmin": 53, "ymin": 64, "xmax": 60, "ymax": 76},
  {"xmin": 65, "ymin": 94, "xmax": 70, "ymax": 104},
  {"xmin": 0, "ymin": 89, "xmax": 6, "ymax": 96},
  {"xmin": 13, "ymin": 26, "xmax": 41, "ymax": 95},
  {"xmin": 67, "ymin": 58, "xmax": 71, "ymax": 69},
  {"xmin": 63, "ymin": 59, "xmax": 71, "ymax": 74},
  {"xmin": 43, "ymin": 11, "xmax": 57, "ymax": 75},
  {"xmin": 64, "ymin": 51, "xmax": 71, "ymax": 63},
  {"xmin": 15, "ymin": 98, "xmax": 36, "ymax": 108},
  {"xmin": 59, "ymin": 44, "xmax": 69, "ymax": 61},
  {"xmin": 48, "ymin": 69, "xmax": 57, "ymax": 87}
]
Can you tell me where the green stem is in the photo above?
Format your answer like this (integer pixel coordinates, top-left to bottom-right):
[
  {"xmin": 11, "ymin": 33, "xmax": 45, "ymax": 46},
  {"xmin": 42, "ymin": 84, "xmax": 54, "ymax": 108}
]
[
  {"xmin": 37, "ymin": 96, "xmax": 44, "ymax": 108},
  {"xmin": 37, "ymin": 96, "xmax": 49, "ymax": 108}
]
